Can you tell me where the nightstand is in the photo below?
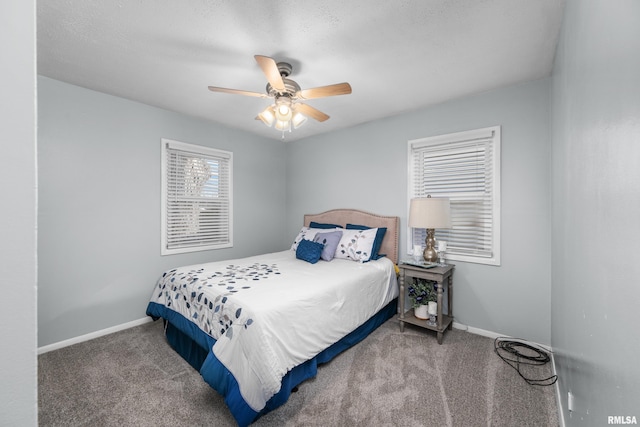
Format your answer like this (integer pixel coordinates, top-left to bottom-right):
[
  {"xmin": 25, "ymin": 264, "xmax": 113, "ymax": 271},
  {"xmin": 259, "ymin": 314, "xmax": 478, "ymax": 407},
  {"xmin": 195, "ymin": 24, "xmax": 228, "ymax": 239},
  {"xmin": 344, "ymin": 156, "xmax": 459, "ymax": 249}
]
[{"xmin": 397, "ymin": 261, "xmax": 454, "ymax": 344}]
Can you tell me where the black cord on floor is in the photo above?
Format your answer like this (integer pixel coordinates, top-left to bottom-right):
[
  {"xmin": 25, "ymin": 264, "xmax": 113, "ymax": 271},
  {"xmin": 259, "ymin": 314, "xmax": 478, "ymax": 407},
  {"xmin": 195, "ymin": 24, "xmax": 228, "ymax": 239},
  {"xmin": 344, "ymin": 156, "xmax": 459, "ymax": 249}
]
[{"xmin": 494, "ymin": 337, "xmax": 558, "ymax": 386}]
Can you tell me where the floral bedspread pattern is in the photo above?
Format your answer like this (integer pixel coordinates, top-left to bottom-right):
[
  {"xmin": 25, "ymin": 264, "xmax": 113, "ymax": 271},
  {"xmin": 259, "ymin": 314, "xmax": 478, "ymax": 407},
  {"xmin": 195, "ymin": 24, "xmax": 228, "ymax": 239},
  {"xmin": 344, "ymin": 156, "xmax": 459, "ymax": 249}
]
[
  {"xmin": 152, "ymin": 262, "xmax": 280, "ymax": 338},
  {"xmin": 149, "ymin": 250, "xmax": 397, "ymax": 412}
]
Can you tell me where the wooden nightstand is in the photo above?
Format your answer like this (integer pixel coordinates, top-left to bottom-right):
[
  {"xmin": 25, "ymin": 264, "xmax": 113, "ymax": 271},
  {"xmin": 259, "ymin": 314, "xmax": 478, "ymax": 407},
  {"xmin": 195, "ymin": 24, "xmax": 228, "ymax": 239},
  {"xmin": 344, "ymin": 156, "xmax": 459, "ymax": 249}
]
[{"xmin": 397, "ymin": 261, "xmax": 454, "ymax": 344}]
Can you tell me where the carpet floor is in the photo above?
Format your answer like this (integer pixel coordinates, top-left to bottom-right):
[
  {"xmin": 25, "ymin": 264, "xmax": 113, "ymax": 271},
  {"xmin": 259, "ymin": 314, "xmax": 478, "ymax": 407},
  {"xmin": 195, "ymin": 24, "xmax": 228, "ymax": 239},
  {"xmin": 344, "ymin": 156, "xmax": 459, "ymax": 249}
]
[{"xmin": 39, "ymin": 319, "xmax": 559, "ymax": 426}]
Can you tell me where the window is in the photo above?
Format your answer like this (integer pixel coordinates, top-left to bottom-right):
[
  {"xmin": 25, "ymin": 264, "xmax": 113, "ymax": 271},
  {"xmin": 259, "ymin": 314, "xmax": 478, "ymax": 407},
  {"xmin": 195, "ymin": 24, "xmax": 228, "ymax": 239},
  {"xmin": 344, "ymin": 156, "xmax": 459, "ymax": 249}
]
[
  {"xmin": 161, "ymin": 139, "xmax": 233, "ymax": 255},
  {"xmin": 408, "ymin": 126, "xmax": 500, "ymax": 265}
]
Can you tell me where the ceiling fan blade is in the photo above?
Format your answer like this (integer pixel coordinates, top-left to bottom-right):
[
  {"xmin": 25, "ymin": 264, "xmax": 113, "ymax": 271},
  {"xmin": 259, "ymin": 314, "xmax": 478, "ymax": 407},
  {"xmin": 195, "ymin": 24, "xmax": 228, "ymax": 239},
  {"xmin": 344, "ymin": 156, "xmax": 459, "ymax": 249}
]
[
  {"xmin": 208, "ymin": 86, "xmax": 267, "ymax": 98},
  {"xmin": 298, "ymin": 82, "xmax": 352, "ymax": 100},
  {"xmin": 295, "ymin": 103, "xmax": 330, "ymax": 122},
  {"xmin": 254, "ymin": 55, "xmax": 285, "ymax": 92}
]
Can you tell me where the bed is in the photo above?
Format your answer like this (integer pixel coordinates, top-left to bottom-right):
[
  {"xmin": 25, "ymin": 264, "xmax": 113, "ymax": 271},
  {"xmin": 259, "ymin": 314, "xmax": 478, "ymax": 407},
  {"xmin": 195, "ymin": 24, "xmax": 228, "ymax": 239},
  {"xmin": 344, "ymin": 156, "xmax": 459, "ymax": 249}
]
[{"xmin": 146, "ymin": 209, "xmax": 399, "ymax": 426}]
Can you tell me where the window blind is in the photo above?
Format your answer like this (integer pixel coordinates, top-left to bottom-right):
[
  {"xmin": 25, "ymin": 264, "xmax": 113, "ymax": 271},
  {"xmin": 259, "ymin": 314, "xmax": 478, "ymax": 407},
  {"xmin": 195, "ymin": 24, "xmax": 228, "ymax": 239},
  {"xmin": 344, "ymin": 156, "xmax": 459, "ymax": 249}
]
[
  {"xmin": 162, "ymin": 139, "xmax": 232, "ymax": 254},
  {"xmin": 409, "ymin": 127, "xmax": 500, "ymax": 264}
]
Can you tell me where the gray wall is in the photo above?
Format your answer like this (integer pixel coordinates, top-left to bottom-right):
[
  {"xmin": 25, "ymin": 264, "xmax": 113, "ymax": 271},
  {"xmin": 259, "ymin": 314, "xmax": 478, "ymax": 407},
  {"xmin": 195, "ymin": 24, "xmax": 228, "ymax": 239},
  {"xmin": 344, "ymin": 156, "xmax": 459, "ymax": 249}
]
[
  {"xmin": 0, "ymin": 0, "xmax": 37, "ymax": 424},
  {"xmin": 551, "ymin": 0, "xmax": 640, "ymax": 424},
  {"xmin": 286, "ymin": 78, "xmax": 552, "ymax": 345},
  {"xmin": 38, "ymin": 77, "xmax": 287, "ymax": 346}
]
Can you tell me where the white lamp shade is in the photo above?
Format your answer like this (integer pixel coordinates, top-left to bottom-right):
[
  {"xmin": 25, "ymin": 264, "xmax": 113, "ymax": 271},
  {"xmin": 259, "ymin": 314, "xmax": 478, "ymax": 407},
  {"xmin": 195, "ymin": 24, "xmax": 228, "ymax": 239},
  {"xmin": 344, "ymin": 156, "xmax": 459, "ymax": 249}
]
[
  {"xmin": 274, "ymin": 119, "xmax": 291, "ymax": 131},
  {"xmin": 275, "ymin": 105, "xmax": 292, "ymax": 121},
  {"xmin": 409, "ymin": 197, "xmax": 452, "ymax": 229},
  {"xmin": 291, "ymin": 111, "xmax": 308, "ymax": 129},
  {"xmin": 257, "ymin": 106, "xmax": 275, "ymax": 127}
]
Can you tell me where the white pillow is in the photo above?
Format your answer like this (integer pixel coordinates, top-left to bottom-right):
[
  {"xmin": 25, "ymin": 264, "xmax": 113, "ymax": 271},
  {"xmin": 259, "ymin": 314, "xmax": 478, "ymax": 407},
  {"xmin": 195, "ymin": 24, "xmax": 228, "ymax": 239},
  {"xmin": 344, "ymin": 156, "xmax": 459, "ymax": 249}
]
[
  {"xmin": 333, "ymin": 228, "xmax": 378, "ymax": 262},
  {"xmin": 290, "ymin": 227, "xmax": 335, "ymax": 251}
]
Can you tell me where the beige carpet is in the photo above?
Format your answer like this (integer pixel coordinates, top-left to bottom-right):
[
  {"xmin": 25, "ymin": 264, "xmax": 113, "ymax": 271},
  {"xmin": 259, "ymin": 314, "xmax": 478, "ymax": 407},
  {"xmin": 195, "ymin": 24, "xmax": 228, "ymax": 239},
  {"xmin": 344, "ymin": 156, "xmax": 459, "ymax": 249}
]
[{"xmin": 39, "ymin": 319, "xmax": 559, "ymax": 426}]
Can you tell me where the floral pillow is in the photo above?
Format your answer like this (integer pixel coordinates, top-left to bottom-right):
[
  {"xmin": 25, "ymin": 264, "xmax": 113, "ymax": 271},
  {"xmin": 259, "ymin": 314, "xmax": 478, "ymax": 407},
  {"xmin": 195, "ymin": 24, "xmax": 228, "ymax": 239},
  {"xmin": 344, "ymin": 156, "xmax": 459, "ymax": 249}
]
[
  {"xmin": 333, "ymin": 228, "xmax": 379, "ymax": 262},
  {"xmin": 346, "ymin": 224, "xmax": 387, "ymax": 260}
]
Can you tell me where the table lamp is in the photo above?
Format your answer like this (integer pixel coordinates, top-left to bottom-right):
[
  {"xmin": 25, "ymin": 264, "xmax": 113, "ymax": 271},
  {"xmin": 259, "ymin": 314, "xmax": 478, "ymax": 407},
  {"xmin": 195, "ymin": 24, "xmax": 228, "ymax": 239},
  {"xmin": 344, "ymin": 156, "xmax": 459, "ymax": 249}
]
[{"xmin": 409, "ymin": 195, "xmax": 452, "ymax": 262}]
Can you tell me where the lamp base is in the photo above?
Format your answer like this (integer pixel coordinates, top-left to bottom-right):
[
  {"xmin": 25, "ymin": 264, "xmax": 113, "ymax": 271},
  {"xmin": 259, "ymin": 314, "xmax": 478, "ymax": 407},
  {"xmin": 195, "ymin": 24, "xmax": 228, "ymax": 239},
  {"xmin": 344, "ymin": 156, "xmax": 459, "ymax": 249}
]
[
  {"xmin": 423, "ymin": 247, "xmax": 439, "ymax": 263},
  {"xmin": 423, "ymin": 228, "xmax": 439, "ymax": 263}
]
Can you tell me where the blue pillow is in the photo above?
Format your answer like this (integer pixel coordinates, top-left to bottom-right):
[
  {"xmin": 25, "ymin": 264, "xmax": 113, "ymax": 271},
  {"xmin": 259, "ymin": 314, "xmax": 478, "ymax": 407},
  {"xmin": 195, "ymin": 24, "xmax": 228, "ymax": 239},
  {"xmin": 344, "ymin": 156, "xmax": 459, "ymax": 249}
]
[
  {"xmin": 296, "ymin": 239, "xmax": 324, "ymax": 264},
  {"xmin": 345, "ymin": 224, "xmax": 387, "ymax": 260},
  {"xmin": 313, "ymin": 230, "xmax": 343, "ymax": 261},
  {"xmin": 309, "ymin": 221, "xmax": 343, "ymax": 229}
]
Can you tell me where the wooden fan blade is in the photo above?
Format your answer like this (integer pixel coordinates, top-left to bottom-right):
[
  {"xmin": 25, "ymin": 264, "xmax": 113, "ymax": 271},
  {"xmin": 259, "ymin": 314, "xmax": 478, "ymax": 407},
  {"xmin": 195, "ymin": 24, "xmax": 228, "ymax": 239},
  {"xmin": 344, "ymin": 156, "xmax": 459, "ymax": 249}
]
[
  {"xmin": 298, "ymin": 82, "xmax": 352, "ymax": 100},
  {"xmin": 208, "ymin": 86, "xmax": 267, "ymax": 98},
  {"xmin": 295, "ymin": 103, "xmax": 330, "ymax": 122},
  {"xmin": 254, "ymin": 55, "xmax": 285, "ymax": 92}
]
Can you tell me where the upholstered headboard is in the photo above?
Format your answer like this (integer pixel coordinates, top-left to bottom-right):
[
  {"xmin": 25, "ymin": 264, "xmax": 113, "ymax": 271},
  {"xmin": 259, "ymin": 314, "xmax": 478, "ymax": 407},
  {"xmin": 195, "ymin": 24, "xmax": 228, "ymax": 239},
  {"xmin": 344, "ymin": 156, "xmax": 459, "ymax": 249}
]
[{"xmin": 303, "ymin": 209, "xmax": 400, "ymax": 265}]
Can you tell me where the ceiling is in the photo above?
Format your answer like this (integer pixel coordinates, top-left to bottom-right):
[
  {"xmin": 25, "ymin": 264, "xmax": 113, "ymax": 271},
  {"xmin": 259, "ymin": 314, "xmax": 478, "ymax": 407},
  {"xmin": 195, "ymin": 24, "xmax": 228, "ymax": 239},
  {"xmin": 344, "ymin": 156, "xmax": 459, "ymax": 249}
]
[{"xmin": 37, "ymin": 0, "xmax": 565, "ymax": 142}]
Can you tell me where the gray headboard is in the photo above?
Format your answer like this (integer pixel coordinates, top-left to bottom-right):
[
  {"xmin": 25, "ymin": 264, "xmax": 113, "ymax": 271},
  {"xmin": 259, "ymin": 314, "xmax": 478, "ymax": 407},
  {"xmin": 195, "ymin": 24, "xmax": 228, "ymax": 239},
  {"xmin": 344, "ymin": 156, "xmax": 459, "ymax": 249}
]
[{"xmin": 303, "ymin": 209, "xmax": 400, "ymax": 265}]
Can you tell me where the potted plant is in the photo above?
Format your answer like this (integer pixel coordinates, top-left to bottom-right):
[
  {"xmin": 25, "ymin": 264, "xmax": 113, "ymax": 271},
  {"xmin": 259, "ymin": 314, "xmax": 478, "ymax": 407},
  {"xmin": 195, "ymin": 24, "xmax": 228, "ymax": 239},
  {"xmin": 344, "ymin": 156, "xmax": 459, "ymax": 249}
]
[{"xmin": 408, "ymin": 279, "xmax": 437, "ymax": 320}]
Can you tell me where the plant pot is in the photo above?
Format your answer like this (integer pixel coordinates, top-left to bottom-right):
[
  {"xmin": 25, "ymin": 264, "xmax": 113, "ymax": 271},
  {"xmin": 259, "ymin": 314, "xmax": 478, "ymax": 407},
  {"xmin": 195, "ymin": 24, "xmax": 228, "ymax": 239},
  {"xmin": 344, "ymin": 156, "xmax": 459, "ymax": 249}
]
[{"xmin": 414, "ymin": 304, "xmax": 429, "ymax": 320}]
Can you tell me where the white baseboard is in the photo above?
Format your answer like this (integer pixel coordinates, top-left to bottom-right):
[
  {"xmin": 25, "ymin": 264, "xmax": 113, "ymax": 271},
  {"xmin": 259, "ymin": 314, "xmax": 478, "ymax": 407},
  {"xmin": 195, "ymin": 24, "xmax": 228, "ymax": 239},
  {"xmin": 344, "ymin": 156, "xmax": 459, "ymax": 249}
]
[
  {"xmin": 452, "ymin": 321, "xmax": 552, "ymax": 351},
  {"xmin": 452, "ymin": 322, "xmax": 504, "ymax": 339},
  {"xmin": 37, "ymin": 316, "xmax": 154, "ymax": 355},
  {"xmin": 551, "ymin": 353, "xmax": 566, "ymax": 427}
]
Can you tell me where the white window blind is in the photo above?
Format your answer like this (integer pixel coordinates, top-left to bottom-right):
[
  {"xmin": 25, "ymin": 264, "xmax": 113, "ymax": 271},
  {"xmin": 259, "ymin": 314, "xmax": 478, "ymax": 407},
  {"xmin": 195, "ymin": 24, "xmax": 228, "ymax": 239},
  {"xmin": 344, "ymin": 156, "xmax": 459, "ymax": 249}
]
[
  {"xmin": 408, "ymin": 126, "xmax": 500, "ymax": 265},
  {"xmin": 161, "ymin": 139, "xmax": 233, "ymax": 255}
]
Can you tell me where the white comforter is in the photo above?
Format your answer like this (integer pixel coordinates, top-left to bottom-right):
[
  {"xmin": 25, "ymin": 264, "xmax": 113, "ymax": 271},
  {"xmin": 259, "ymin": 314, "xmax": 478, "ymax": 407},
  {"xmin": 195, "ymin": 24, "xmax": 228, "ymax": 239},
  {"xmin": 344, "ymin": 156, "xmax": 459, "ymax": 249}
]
[{"xmin": 150, "ymin": 250, "xmax": 397, "ymax": 411}]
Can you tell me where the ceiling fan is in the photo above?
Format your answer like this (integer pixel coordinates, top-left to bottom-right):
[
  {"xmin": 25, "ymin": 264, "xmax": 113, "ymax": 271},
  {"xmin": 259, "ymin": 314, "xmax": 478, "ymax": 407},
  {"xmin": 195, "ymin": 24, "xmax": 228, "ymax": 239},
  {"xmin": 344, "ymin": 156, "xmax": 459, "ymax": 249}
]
[{"xmin": 208, "ymin": 55, "xmax": 352, "ymax": 135}]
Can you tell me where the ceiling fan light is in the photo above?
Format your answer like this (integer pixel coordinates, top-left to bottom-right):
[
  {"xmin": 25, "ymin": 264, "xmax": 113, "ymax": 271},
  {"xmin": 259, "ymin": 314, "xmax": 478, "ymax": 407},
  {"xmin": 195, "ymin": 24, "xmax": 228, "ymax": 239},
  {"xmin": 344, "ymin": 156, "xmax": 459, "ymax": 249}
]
[
  {"xmin": 275, "ymin": 106, "xmax": 292, "ymax": 122},
  {"xmin": 292, "ymin": 112, "xmax": 307, "ymax": 129},
  {"xmin": 274, "ymin": 120, "xmax": 291, "ymax": 132},
  {"xmin": 278, "ymin": 104, "xmax": 290, "ymax": 115},
  {"xmin": 258, "ymin": 107, "xmax": 275, "ymax": 127},
  {"xmin": 275, "ymin": 97, "xmax": 293, "ymax": 122}
]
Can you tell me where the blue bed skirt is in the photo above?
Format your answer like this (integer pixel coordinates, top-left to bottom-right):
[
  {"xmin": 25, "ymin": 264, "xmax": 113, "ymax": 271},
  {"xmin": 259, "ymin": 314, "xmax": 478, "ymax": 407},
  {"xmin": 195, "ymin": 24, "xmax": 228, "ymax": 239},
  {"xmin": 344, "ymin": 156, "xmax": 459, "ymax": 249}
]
[{"xmin": 147, "ymin": 299, "xmax": 397, "ymax": 426}]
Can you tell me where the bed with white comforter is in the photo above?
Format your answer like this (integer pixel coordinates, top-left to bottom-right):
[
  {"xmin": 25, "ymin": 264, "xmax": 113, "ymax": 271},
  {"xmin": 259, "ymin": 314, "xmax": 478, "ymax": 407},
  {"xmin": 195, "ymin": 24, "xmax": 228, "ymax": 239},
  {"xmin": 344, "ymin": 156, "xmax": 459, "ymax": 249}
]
[{"xmin": 146, "ymin": 209, "xmax": 399, "ymax": 426}]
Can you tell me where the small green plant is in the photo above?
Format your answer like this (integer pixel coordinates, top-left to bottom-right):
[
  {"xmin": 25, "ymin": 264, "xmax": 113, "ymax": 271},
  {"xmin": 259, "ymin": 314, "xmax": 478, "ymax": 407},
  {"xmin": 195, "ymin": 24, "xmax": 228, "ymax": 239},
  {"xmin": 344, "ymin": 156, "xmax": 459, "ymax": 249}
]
[{"xmin": 408, "ymin": 279, "xmax": 437, "ymax": 308}]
